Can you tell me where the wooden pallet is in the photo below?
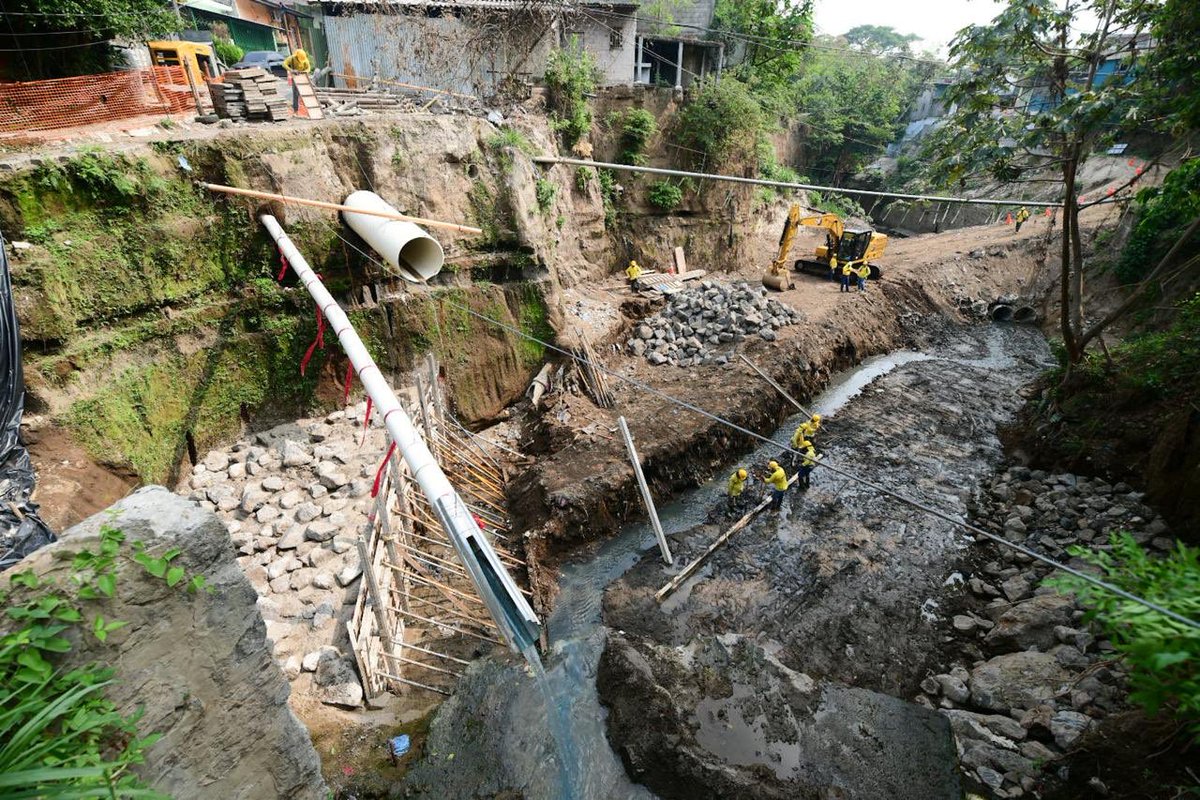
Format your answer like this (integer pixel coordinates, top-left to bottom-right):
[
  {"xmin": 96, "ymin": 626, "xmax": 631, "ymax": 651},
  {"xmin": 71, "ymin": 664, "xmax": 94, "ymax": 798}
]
[{"xmin": 635, "ymin": 268, "xmax": 707, "ymax": 297}]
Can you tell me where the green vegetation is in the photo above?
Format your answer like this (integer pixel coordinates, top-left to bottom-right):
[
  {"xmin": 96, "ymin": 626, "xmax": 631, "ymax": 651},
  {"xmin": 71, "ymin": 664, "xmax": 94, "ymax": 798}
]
[
  {"xmin": 711, "ymin": 0, "xmax": 813, "ymax": 98},
  {"xmin": 535, "ymin": 178, "xmax": 558, "ymax": 213},
  {"xmin": 574, "ymin": 165, "xmax": 595, "ymax": 192},
  {"xmin": 484, "ymin": 128, "xmax": 535, "ymax": 171},
  {"xmin": 0, "ymin": 0, "xmax": 178, "ymax": 80},
  {"xmin": 212, "ymin": 37, "xmax": 243, "ymax": 67},
  {"xmin": 647, "ymin": 180, "xmax": 683, "ymax": 211},
  {"xmin": 597, "ymin": 169, "xmax": 619, "ymax": 228},
  {"xmin": 0, "ymin": 525, "xmax": 208, "ymax": 796},
  {"xmin": 676, "ymin": 77, "xmax": 767, "ymax": 171},
  {"xmin": 618, "ymin": 109, "xmax": 657, "ymax": 166},
  {"xmin": 543, "ymin": 38, "xmax": 599, "ymax": 148},
  {"xmin": 1117, "ymin": 159, "xmax": 1200, "ymax": 284},
  {"xmin": 1050, "ymin": 532, "xmax": 1200, "ymax": 739}
]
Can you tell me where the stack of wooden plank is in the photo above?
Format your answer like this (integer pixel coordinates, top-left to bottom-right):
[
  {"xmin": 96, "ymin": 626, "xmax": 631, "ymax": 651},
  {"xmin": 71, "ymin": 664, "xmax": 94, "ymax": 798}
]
[{"xmin": 211, "ymin": 68, "xmax": 289, "ymax": 122}]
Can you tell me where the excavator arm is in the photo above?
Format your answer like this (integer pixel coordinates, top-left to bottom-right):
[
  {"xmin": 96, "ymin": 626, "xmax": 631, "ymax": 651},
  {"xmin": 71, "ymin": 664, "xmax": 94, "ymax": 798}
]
[
  {"xmin": 797, "ymin": 212, "xmax": 844, "ymax": 241},
  {"xmin": 763, "ymin": 204, "xmax": 801, "ymax": 291}
]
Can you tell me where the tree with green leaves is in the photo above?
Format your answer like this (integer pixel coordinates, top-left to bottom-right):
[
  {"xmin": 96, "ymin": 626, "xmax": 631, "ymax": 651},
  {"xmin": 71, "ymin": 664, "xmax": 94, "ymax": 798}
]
[
  {"xmin": 711, "ymin": 0, "xmax": 814, "ymax": 99},
  {"xmin": 0, "ymin": 0, "xmax": 178, "ymax": 80},
  {"xmin": 924, "ymin": 0, "xmax": 1200, "ymax": 370},
  {"xmin": 844, "ymin": 24, "xmax": 921, "ymax": 56},
  {"xmin": 792, "ymin": 37, "xmax": 937, "ymax": 183}
]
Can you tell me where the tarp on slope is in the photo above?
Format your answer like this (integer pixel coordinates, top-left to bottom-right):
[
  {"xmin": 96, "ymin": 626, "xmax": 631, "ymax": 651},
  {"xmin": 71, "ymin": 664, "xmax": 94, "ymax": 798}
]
[{"xmin": 0, "ymin": 232, "xmax": 55, "ymax": 570}]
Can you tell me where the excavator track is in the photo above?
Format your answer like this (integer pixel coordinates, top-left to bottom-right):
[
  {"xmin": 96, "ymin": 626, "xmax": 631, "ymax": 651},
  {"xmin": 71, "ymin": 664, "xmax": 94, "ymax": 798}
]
[{"xmin": 795, "ymin": 259, "xmax": 884, "ymax": 280}]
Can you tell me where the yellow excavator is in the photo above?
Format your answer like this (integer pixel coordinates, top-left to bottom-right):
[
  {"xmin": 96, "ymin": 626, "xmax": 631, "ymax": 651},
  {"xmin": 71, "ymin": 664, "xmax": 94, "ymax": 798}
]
[{"xmin": 762, "ymin": 205, "xmax": 889, "ymax": 291}]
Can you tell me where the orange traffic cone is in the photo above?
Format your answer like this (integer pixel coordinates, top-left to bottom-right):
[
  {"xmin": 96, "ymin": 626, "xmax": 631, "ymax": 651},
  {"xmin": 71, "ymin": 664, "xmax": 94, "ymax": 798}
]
[
  {"xmin": 1044, "ymin": 207, "xmax": 1052, "ymax": 217},
  {"xmin": 1005, "ymin": 213, "xmax": 1014, "ymax": 225}
]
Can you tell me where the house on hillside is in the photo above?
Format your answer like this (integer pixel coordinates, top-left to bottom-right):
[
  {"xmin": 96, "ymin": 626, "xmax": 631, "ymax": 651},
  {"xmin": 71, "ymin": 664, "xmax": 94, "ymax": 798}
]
[
  {"xmin": 1022, "ymin": 33, "xmax": 1155, "ymax": 114},
  {"xmin": 180, "ymin": 0, "xmax": 294, "ymax": 55},
  {"xmin": 312, "ymin": 1, "xmax": 641, "ymax": 96},
  {"xmin": 632, "ymin": 0, "xmax": 723, "ymax": 88}
]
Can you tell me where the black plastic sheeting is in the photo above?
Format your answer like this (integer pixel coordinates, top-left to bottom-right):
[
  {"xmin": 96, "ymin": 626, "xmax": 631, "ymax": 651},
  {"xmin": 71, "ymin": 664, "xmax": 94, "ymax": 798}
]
[{"xmin": 0, "ymin": 231, "xmax": 55, "ymax": 570}]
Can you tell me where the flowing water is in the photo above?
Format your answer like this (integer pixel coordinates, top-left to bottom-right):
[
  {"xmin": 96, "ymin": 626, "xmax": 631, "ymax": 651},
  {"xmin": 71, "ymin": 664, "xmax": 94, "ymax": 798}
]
[{"xmin": 402, "ymin": 325, "xmax": 1049, "ymax": 799}]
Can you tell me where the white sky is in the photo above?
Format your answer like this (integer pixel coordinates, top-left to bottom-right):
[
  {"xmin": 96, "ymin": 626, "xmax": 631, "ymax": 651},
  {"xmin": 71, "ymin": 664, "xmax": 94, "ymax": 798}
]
[
  {"xmin": 813, "ymin": 0, "xmax": 1007, "ymax": 54},
  {"xmin": 814, "ymin": 0, "xmax": 1102, "ymax": 55}
]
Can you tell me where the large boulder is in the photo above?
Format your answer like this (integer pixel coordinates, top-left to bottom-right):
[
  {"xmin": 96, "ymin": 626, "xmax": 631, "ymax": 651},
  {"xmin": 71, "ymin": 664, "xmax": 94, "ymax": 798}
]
[
  {"xmin": 0, "ymin": 487, "xmax": 328, "ymax": 800},
  {"xmin": 597, "ymin": 633, "xmax": 960, "ymax": 800},
  {"xmin": 970, "ymin": 652, "xmax": 1071, "ymax": 713},
  {"xmin": 985, "ymin": 593, "xmax": 1076, "ymax": 651}
]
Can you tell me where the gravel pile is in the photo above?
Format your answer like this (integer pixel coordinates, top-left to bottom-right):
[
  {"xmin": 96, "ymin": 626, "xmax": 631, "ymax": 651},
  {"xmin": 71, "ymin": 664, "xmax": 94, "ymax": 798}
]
[{"xmin": 628, "ymin": 280, "xmax": 802, "ymax": 367}]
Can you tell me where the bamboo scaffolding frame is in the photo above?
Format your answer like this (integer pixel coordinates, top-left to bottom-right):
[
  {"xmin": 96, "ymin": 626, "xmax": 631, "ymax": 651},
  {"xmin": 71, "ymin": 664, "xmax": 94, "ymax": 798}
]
[
  {"xmin": 389, "ymin": 606, "xmax": 504, "ymax": 645},
  {"xmin": 398, "ymin": 640, "xmax": 473, "ymax": 666},
  {"xmin": 376, "ymin": 670, "xmax": 452, "ymax": 696},
  {"xmin": 383, "ymin": 652, "xmax": 463, "ymax": 678},
  {"xmin": 407, "ymin": 593, "xmax": 498, "ymax": 631}
]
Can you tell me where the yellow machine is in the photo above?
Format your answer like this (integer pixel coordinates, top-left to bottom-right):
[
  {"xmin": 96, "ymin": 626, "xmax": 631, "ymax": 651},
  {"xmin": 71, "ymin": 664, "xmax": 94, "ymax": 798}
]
[
  {"xmin": 147, "ymin": 41, "xmax": 220, "ymax": 87},
  {"xmin": 763, "ymin": 205, "xmax": 889, "ymax": 291}
]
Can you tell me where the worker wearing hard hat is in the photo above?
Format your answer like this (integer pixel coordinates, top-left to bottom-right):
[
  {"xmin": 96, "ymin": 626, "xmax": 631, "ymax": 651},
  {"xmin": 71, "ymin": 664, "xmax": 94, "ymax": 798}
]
[
  {"xmin": 765, "ymin": 460, "xmax": 789, "ymax": 511},
  {"xmin": 856, "ymin": 263, "xmax": 870, "ymax": 293},
  {"xmin": 840, "ymin": 260, "xmax": 855, "ymax": 293},
  {"xmin": 1014, "ymin": 206, "xmax": 1031, "ymax": 233},
  {"xmin": 791, "ymin": 413, "xmax": 822, "ymax": 448},
  {"xmin": 793, "ymin": 439, "xmax": 818, "ymax": 489},
  {"xmin": 625, "ymin": 260, "xmax": 643, "ymax": 282},
  {"xmin": 727, "ymin": 467, "xmax": 749, "ymax": 512},
  {"xmin": 828, "ymin": 255, "xmax": 839, "ymax": 283}
]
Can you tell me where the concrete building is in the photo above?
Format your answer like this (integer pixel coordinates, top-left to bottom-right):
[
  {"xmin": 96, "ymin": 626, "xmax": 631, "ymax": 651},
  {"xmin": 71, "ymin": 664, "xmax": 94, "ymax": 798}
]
[
  {"xmin": 564, "ymin": 5, "xmax": 639, "ymax": 87},
  {"xmin": 633, "ymin": 0, "xmax": 723, "ymax": 89}
]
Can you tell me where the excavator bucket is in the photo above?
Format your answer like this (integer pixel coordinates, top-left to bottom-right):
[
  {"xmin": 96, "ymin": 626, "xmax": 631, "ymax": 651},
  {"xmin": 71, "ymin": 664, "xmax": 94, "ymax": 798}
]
[{"xmin": 762, "ymin": 270, "xmax": 792, "ymax": 291}]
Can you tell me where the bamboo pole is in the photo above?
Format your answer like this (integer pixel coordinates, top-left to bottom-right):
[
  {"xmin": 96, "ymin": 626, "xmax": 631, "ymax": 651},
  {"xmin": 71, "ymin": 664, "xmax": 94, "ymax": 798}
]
[
  {"xmin": 377, "ymin": 670, "xmax": 452, "ymax": 696},
  {"xmin": 408, "ymin": 594, "xmax": 498, "ymax": 631},
  {"xmin": 389, "ymin": 606, "xmax": 504, "ymax": 645},
  {"xmin": 397, "ymin": 640, "xmax": 473, "ymax": 666},
  {"xmin": 204, "ymin": 183, "xmax": 484, "ymax": 235},
  {"xmin": 384, "ymin": 652, "xmax": 463, "ymax": 678},
  {"xmin": 618, "ymin": 416, "xmax": 673, "ymax": 565}
]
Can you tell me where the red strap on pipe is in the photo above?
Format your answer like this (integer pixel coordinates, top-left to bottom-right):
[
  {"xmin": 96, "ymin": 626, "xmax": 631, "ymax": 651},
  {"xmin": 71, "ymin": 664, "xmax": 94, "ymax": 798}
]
[
  {"xmin": 342, "ymin": 361, "xmax": 354, "ymax": 406},
  {"xmin": 360, "ymin": 396, "xmax": 374, "ymax": 446},
  {"xmin": 277, "ymin": 250, "xmax": 290, "ymax": 281},
  {"xmin": 299, "ymin": 304, "xmax": 327, "ymax": 377},
  {"xmin": 371, "ymin": 442, "xmax": 397, "ymax": 498}
]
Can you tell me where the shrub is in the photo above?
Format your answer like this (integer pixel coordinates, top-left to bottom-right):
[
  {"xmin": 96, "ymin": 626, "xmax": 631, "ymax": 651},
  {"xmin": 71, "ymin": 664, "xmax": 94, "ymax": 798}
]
[
  {"xmin": 212, "ymin": 37, "xmax": 243, "ymax": 67},
  {"xmin": 485, "ymin": 127, "xmax": 536, "ymax": 171},
  {"xmin": 543, "ymin": 38, "xmax": 599, "ymax": 148},
  {"xmin": 1049, "ymin": 532, "xmax": 1200, "ymax": 739},
  {"xmin": 1117, "ymin": 158, "xmax": 1200, "ymax": 284},
  {"xmin": 574, "ymin": 165, "xmax": 595, "ymax": 192},
  {"xmin": 597, "ymin": 169, "xmax": 619, "ymax": 228},
  {"xmin": 647, "ymin": 180, "xmax": 683, "ymax": 211},
  {"xmin": 619, "ymin": 108, "xmax": 657, "ymax": 165},
  {"xmin": 535, "ymin": 178, "xmax": 557, "ymax": 213},
  {"xmin": 677, "ymin": 77, "xmax": 768, "ymax": 169}
]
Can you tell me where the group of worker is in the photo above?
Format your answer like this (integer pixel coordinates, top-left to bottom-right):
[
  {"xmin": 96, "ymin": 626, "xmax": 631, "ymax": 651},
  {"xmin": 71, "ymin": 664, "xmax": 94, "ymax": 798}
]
[
  {"xmin": 829, "ymin": 256, "xmax": 870, "ymax": 293},
  {"xmin": 726, "ymin": 413, "xmax": 822, "ymax": 514}
]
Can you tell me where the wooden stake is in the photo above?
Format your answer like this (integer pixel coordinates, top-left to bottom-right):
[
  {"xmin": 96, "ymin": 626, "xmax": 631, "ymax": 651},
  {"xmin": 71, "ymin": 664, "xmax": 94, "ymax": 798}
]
[
  {"xmin": 618, "ymin": 416, "xmax": 673, "ymax": 565},
  {"xmin": 200, "ymin": 183, "xmax": 484, "ymax": 235}
]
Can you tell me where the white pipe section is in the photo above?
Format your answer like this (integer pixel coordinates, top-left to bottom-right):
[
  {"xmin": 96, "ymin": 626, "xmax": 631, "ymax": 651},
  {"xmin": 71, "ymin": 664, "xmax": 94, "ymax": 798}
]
[
  {"xmin": 261, "ymin": 214, "xmax": 540, "ymax": 652},
  {"xmin": 342, "ymin": 191, "xmax": 445, "ymax": 283},
  {"xmin": 532, "ymin": 156, "xmax": 1121, "ymax": 210}
]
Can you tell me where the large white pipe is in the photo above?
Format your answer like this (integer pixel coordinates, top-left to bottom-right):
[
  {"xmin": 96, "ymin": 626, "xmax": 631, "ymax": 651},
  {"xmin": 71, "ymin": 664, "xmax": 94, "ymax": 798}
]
[
  {"xmin": 261, "ymin": 214, "xmax": 540, "ymax": 652},
  {"xmin": 342, "ymin": 190, "xmax": 445, "ymax": 283}
]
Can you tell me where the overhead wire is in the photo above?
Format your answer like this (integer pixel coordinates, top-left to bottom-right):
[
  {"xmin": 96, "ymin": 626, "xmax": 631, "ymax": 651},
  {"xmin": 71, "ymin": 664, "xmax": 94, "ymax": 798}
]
[{"xmin": 292, "ymin": 212, "xmax": 1199, "ymax": 631}]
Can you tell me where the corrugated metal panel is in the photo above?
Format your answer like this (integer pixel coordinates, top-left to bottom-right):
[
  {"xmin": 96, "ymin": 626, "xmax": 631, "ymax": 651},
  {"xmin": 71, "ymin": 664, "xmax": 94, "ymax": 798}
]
[{"xmin": 323, "ymin": 12, "xmax": 553, "ymax": 96}]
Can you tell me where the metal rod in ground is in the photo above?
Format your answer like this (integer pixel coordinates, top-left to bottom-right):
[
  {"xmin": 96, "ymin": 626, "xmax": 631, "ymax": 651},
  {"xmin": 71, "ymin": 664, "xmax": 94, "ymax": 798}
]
[
  {"xmin": 618, "ymin": 416, "xmax": 673, "ymax": 565},
  {"xmin": 738, "ymin": 354, "xmax": 812, "ymax": 418},
  {"xmin": 377, "ymin": 670, "xmax": 451, "ymax": 696}
]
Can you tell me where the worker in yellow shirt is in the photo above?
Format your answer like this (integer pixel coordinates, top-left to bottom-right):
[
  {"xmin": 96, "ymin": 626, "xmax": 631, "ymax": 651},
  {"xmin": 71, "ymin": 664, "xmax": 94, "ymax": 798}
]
[
  {"xmin": 625, "ymin": 260, "xmax": 643, "ymax": 283},
  {"xmin": 793, "ymin": 439, "xmax": 818, "ymax": 489},
  {"xmin": 791, "ymin": 413, "xmax": 821, "ymax": 447},
  {"xmin": 282, "ymin": 49, "xmax": 312, "ymax": 114},
  {"xmin": 856, "ymin": 263, "xmax": 870, "ymax": 293},
  {"xmin": 727, "ymin": 468, "xmax": 748, "ymax": 512},
  {"xmin": 765, "ymin": 460, "xmax": 789, "ymax": 512},
  {"xmin": 840, "ymin": 260, "xmax": 855, "ymax": 293},
  {"xmin": 1014, "ymin": 206, "xmax": 1031, "ymax": 233},
  {"xmin": 828, "ymin": 255, "xmax": 839, "ymax": 283}
]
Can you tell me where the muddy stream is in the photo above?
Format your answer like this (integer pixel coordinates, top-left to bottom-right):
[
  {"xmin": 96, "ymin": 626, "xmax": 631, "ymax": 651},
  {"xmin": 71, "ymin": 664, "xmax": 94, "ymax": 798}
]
[{"xmin": 400, "ymin": 324, "xmax": 1052, "ymax": 799}]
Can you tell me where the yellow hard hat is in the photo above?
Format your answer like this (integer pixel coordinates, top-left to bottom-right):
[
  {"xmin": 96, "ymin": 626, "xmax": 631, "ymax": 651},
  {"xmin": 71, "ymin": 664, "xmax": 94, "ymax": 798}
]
[
  {"xmin": 737, "ymin": 469, "xmax": 747, "ymax": 480},
  {"xmin": 768, "ymin": 460, "xmax": 779, "ymax": 470},
  {"xmin": 630, "ymin": 260, "xmax": 639, "ymax": 267},
  {"xmin": 812, "ymin": 414, "xmax": 821, "ymax": 422}
]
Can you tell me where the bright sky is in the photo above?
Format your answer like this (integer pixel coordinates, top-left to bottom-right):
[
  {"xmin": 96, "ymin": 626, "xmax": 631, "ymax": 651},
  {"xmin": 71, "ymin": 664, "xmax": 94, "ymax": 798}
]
[{"xmin": 813, "ymin": 0, "xmax": 1006, "ymax": 53}]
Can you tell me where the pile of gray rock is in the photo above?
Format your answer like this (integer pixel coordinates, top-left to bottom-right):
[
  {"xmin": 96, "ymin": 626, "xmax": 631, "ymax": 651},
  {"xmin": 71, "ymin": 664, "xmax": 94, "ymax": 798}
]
[
  {"xmin": 183, "ymin": 401, "xmax": 388, "ymax": 709},
  {"xmin": 628, "ymin": 281, "xmax": 802, "ymax": 367},
  {"xmin": 919, "ymin": 466, "xmax": 1173, "ymax": 798}
]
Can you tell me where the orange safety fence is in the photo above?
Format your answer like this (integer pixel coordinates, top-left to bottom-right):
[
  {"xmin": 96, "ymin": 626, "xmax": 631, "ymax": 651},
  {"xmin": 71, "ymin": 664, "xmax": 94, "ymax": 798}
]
[{"xmin": 0, "ymin": 66, "xmax": 196, "ymax": 134}]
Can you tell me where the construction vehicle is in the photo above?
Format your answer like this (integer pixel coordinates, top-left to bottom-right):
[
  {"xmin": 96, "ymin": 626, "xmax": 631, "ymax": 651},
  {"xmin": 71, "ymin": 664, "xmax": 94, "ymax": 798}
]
[{"xmin": 762, "ymin": 205, "xmax": 889, "ymax": 291}]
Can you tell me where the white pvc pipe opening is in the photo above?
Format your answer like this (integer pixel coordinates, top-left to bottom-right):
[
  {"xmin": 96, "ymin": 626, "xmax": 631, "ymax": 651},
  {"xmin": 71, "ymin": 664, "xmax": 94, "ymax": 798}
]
[{"xmin": 342, "ymin": 190, "xmax": 445, "ymax": 283}]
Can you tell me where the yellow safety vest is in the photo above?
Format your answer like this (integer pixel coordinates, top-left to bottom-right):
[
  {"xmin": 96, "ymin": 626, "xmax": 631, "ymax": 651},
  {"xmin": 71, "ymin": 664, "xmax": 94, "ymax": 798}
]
[
  {"xmin": 728, "ymin": 471, "xmax": 746, "ymax": 497},
  {"xmin": 766, "ymin": 467, "xmax": 788, "ymax": 491},
  {"xmin": 800, "ymin": 446, "xmax": 817, "ymax": 468},
  {"xmin": 842, "ymin": 262, "xmax": 855, "ymax": 277},
  {"xmin": 856, "ymin": 264, "xmax": 870, "ymax": 279}
]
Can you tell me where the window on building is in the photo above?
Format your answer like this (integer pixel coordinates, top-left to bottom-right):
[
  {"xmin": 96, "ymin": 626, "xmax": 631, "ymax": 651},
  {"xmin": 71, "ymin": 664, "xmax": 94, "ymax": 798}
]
[{"xmin": 610, "ymin": 29, "xmax": 623, "ymax": 49}]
